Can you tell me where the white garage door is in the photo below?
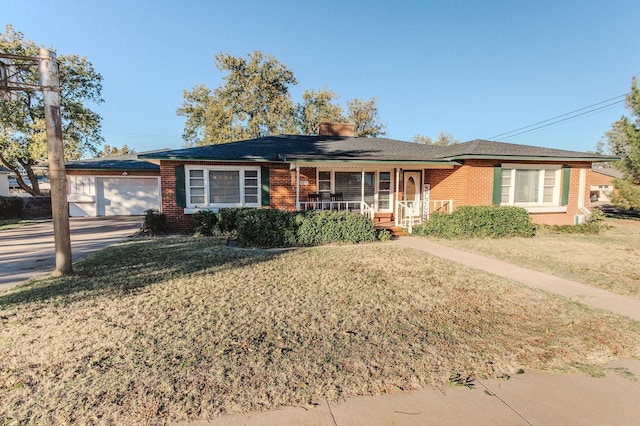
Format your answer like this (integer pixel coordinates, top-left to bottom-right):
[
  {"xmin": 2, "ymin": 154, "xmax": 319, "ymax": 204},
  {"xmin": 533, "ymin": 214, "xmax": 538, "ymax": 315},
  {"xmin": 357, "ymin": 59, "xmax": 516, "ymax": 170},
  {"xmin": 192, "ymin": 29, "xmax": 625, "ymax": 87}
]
[{"xmin": 97, "ymin": 177, "xmax": 160, "ymax": 216}]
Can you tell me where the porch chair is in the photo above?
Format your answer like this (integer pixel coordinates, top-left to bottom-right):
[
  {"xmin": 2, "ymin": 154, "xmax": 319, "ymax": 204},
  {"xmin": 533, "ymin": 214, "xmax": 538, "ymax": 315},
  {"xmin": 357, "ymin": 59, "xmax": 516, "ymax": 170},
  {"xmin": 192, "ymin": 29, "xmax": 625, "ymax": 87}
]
[
  {"xmin": 330, "ymin": 192, "xmax": 345, "ymax": 211},
  {"xmin": 308, "ymin": 193, "xmax": 322, "ymax": 209}
]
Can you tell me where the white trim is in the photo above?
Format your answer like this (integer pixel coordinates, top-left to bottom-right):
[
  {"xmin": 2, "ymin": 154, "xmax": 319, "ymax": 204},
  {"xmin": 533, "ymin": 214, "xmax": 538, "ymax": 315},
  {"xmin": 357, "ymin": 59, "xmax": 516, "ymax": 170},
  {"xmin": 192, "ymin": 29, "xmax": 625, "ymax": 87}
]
[
  {"xmin": 185, "ymin": 165, "xmax": 261, "ymax": 209},
  {"xmin": 525, "ymin": 206, "xmax": 568, "ymax": 213},
  {"xmin": 315, "ymin": 168, "xmax": 395, "ymax": 213},
  {"xmin": 500, "ymin": 164, "xmax": 562, "ymax": 207}
]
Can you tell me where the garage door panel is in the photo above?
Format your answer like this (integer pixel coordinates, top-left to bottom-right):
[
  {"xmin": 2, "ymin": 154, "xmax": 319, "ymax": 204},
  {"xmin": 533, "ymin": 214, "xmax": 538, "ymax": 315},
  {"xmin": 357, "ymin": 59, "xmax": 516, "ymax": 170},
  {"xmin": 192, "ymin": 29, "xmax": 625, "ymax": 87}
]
[{"xmin": 97, "ymin": 178, "xmax": 160, "ymax": 216}]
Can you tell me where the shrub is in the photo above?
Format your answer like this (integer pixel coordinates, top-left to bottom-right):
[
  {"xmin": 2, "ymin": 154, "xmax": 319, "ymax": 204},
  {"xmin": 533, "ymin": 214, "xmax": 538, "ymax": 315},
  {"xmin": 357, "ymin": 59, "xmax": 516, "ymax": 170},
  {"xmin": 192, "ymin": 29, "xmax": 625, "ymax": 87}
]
[
  {"xmin": 413, "ymin": 206, "xmax": 536, "ymax": 239},
  {"xmin": 0, "ymin": 196, "xmax": 23, "ymax": 219},
  {"xmin": 217, "ymin": 207, "xmax": 256, "ymax": 234},
  {"xmin": 236, "ymin": 209, "xmax": 298, "ymax": 248},
  {"xmin": 142, "ymin": 209, "xmax": 167, "ymax": 235},
  {"xmin": 296, "ymin": 210, "xmax": 376, "ymax": 246},
  {"xmin": 543, "ymin": 209, "xmax": 609, "ymax": 234},
  {"xmin": 191, "ymin": 210, "xmax": 219, "ymax": 236},
  {"xmin": 376, "ymin": 229, "xmax": 393, "ymax": 241}
]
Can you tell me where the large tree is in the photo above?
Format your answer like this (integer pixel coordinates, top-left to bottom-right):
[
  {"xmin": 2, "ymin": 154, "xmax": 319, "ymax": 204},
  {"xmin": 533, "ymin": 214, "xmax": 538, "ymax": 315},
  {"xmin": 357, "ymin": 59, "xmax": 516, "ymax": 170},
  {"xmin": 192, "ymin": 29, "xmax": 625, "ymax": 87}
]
[
  {"xmin": 295, "ymin": 87, "xmax": 345, "ymax": 135},
  {"xmin": 346, "ymin": 97, "xmax": 386, "ymax": 138},
  {"xmin": 178, "ymin": 51, "xmax": 387, "ymax": 145},
  {"xmin": 602, "ymin": 76, "xmax": 640, "ymax": 209},
  {"xmin": 0, "ymin": 25, "xmax": 103, "ymax": 195},
  {"xmin": 178, "ymin": 51, "xmax": 297, "ymax": 145}
]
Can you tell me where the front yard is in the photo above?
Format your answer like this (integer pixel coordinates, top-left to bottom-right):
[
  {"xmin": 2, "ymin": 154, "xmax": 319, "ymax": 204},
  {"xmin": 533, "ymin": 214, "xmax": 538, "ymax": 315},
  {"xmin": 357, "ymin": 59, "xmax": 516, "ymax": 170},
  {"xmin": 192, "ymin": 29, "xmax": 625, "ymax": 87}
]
[
  {"xmin": 1, "ymin": 234, "xmax": 640, "ymax": 424},
  {"xmin": 440, "ymin": 218, "xmax": 640, "ymax": 298}
]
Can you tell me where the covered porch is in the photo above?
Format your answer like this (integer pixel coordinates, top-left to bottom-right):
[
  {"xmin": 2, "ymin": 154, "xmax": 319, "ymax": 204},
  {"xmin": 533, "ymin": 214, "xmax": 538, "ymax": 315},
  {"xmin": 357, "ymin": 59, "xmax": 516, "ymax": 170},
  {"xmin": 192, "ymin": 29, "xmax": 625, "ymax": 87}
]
[{"xmin": 291, "ymin": 162, "xmax": 454, "ymax": 230}]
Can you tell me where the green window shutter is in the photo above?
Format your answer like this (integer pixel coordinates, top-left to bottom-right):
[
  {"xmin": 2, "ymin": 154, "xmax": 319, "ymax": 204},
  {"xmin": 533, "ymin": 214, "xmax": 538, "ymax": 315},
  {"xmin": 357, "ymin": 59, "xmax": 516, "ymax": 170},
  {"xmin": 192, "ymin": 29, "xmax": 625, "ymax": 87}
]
[
  {"xmin": 492, "ymin": 164, "xmax": 502, "ymax": 205},
  {"xmin": 261, "ymin": 166, "xmax": 270, "ymax": 206},
  {"xmin": 561, "ymin": 166, "xmax": 571, "ymax": 206},
  {"xmin": 175, "ymin": 164, "xmax": 186, "ymax": 208}
]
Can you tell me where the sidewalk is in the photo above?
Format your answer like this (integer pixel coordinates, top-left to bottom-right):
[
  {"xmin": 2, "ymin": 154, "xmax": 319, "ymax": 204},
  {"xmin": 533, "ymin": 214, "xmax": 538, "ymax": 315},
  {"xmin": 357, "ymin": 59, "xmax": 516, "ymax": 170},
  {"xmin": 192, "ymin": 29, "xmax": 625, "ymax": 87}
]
[{"xmin": 177, "ymin": 237, "xmax": 640, "ymax": 426}]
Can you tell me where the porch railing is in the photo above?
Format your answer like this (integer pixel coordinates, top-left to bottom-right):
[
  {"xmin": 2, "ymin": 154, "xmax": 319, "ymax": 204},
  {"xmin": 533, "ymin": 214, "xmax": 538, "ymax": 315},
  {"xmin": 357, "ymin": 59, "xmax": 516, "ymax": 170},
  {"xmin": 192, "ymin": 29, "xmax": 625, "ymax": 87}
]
[{"xmin": 396, "ymin": 199, "xmax": 454, "ymax": 231}]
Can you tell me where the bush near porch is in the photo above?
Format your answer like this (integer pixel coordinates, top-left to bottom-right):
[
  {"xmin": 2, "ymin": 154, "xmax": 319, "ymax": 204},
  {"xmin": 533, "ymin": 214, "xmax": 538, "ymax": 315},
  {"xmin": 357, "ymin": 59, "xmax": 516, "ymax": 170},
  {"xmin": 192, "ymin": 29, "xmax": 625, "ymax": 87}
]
[
  {"xmin": 413, "ymin": 206, "xmax": 537, "ymax": 239},
  {"xmin": 191, "ymin": 208, "xmax": 377, "ymax": 247}
]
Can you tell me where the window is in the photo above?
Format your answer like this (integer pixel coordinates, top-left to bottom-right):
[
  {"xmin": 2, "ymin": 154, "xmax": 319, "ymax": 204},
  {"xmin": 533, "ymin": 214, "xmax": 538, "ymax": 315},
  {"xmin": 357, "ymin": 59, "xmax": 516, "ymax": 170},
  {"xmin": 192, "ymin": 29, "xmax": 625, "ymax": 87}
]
[
  {"xmin": 68, "ymin": 176, "xmax": 94, "ymax": 196},
  {"xmin": 316, "ymin": 170, "xmax": 392, "ymax": 211},
  {"xmin": 501, "ymin": 165, "xmax": 560, "ymax": 206},
  {"xmin": 186, "ymin": 166, "xmax": 260, "ymax": 208},
  {"xmin": 379, "ymin": 172, "xmax": 391, "ymax": 210}
]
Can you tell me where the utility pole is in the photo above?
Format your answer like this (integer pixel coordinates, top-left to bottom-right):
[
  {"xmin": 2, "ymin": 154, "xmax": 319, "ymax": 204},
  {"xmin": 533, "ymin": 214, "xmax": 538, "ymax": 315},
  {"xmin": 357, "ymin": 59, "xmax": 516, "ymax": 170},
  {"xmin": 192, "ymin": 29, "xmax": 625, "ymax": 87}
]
[{"xmin": 38, "ymin": 47, "xmax": 72, "ymax": 275}]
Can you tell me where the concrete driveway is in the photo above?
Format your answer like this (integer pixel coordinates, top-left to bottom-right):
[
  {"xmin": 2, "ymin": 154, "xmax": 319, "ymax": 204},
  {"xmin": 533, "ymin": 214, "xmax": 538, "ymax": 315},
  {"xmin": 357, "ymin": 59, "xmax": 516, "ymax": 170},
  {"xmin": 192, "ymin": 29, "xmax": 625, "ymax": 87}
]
[{"xmin": 0, "ymin": 216, "xmax": 144, "ymax": 292}]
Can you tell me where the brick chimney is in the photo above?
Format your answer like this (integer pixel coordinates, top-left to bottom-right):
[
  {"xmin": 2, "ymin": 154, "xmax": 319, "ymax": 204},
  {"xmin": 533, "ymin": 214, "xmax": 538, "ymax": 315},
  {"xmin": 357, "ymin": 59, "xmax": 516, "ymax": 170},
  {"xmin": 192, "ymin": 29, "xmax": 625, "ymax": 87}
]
[{"xmin": 318, "ymin": 122, "xmax": 356, "ymax": 137}]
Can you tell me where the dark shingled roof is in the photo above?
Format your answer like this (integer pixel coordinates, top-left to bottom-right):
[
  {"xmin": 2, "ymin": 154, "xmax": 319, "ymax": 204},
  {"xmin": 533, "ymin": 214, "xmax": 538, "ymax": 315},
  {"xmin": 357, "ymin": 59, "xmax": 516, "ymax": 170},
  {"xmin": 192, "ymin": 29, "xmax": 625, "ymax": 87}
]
[
  {"xmin": 66, "ymin": 151, "xmax": 164, "ymax": 171},
  {"xmin": 139, "ymin": 135, "xmax": 448, "ymax": 163},
  {"xmin": 432, "ymin": 139, "xmax": 617, "ymax": 160},
  {"xmin": 138, "ymin": 136, "xmax": 617, "ymax": 163},
  {"xmin": 591, "ymin": 166, "xmax": 623, "ymax": 179}
]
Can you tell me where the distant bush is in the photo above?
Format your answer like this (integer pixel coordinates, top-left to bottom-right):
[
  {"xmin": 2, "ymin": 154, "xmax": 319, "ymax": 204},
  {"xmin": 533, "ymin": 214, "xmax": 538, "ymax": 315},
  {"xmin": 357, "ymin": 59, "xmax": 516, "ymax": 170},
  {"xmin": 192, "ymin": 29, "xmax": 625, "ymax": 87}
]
[
  {"xmin": 0, "ymin": 196, "xmax": 23, "ymax": 219},
  {"xmin": 236, "ymin": 209, "xmax": 298, "ymax": 248},
  {"xmin": 191, "ymin": 210, "xmax": 219, "ymax": 236},
  {"xmin": 142, "ymin": 209, "xmax": 167, "ymax": 235},
  {"xmin": 296, "ymin": 210, "xmax": 376, "ymax": 246},
  {"xmin": 413, "ymin": 206, "xmax": 536, "ymax": 239}
]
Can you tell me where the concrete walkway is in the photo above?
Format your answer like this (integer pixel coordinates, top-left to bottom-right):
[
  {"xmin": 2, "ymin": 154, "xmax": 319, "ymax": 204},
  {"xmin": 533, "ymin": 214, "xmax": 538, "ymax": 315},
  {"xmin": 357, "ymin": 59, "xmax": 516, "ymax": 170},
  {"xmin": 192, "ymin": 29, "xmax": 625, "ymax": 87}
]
[
  {"xmin": 391, "ymin": 236, "xmax": 640, "ymax": 322},
  {"xmin": 177, "ymin": 237, "xmax": 640, "ymax": 426}
]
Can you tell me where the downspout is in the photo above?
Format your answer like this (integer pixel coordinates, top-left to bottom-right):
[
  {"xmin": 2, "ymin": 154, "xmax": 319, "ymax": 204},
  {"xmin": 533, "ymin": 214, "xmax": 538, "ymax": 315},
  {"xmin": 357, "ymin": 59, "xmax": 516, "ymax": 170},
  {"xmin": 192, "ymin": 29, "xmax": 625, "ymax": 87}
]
[
  {"xmin": 578, "ymin": 168, "xmax": 590, "ymax": 217},
  {"xmin": 395, "ymin": 168, "xmax": 400, "ymax": 226},
  {"xmin": 295, "ymin": 163, "xmax": 300, "ymax": 211},
  {"xmin": 361, "ymin": 168, "xmax": 365, "ymax": 215}
]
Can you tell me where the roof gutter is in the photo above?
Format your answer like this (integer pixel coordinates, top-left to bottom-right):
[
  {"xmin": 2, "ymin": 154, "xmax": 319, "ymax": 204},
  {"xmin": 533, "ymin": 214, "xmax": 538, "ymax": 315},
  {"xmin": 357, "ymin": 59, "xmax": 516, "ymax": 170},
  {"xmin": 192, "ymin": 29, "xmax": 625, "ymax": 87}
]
[{"xmin": 441, "ymin": 154, "xmax": 620, "ymax": 162}]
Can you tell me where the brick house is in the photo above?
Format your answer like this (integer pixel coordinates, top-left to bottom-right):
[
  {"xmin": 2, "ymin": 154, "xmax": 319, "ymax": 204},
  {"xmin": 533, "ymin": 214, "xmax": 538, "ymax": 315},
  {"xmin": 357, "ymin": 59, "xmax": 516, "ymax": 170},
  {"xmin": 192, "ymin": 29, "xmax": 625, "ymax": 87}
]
[
  {"xmin": 590, "ymin": 166, "xmax": 623, "ymax": 203},
  {"xmin": 138, "ymin": 124, "xmax": 616, "ymax": 231}
]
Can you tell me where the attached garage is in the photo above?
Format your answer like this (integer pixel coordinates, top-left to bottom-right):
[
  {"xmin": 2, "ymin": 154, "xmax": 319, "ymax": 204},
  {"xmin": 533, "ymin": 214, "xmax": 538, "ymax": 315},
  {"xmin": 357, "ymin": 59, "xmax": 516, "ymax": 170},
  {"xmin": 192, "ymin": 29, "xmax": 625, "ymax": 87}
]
[
  {"xmin": 66, "ymin": 153, "xmax": 162, "ymax": 217},
  {"xmin": 97, "ymin": 177, "xmax": 159, "ymax": 216}
]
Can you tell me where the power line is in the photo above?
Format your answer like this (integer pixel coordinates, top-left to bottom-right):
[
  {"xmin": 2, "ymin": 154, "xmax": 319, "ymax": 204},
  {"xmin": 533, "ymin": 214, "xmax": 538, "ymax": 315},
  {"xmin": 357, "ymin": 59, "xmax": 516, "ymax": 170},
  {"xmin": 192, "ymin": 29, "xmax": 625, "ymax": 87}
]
[{"xmin": 487, "ymin": 94, "xmax": 626, "ymax": 140}]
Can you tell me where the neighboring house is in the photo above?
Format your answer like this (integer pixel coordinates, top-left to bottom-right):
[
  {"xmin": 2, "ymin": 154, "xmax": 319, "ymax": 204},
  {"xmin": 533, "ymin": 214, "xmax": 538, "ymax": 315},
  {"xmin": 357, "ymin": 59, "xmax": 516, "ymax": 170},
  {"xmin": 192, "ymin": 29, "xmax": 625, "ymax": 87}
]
[
  {"xmin": 590, "ymin": 166, "xmax": 623, "ymax": 203},
  {"xmin": 139, "ymin": 123, "xmax": 616, "ymax": 231},
  {"xmin": 0, "ymin": 166, "xmax": 10, "ymax": 196},
  {"xmin": 65, "ymin": 152, "xmax": 162, "ymax": 216}
]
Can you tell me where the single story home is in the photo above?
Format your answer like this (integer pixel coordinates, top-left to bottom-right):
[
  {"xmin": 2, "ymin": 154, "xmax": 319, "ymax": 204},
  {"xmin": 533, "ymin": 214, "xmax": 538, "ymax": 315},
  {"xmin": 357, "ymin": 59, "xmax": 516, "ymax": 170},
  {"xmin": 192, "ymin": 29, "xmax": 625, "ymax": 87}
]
[
  {"xmin": 0, "ymin": 166, "xmax": 10, "ymax": 196},
  {"xmin": 138, "ymin": 123, "xmax": 616, "ymax": 231},
  {"xmin": 590, "ymin": 166, "xmax": 623, "ymax": 203},
  {"xmin": 65, "ymin": 152, "xmax": 162, "ymax": 216}
]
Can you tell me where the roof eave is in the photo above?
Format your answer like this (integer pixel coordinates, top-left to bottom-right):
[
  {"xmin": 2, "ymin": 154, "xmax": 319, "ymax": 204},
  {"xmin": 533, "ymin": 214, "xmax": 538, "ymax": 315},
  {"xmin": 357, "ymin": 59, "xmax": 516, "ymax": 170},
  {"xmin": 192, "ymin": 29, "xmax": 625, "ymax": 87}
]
[{"xmin": 442, "ymin": 154, "xmax": 620, "ymax": 162}]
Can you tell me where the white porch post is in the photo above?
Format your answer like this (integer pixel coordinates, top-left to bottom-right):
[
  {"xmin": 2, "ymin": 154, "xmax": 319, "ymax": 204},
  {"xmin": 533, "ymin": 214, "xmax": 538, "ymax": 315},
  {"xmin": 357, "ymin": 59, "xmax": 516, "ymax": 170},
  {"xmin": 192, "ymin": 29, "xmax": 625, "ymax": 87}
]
[
  {"xmin": 395, "ymin": 168, "xmax": 400, "ymax": 226},
  {"xmin": 295, "ymin": 163, "xmax": 300, "ymax": 211},
  {"xmin": 360, "ymin": 168, "xmax": 365, "ymax": 214}
]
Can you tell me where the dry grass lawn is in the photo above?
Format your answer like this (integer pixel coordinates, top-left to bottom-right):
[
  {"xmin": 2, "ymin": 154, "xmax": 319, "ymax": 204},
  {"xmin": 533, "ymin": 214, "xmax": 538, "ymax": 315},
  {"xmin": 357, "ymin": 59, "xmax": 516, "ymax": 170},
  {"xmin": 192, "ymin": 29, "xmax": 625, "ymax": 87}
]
[
  {"xmin": 2, "ymin": 236, "xmax": 640, "ymax": 424},
  {"xmin": 440, "ymin": 218, "xmax": 640, "ymax": 298}
]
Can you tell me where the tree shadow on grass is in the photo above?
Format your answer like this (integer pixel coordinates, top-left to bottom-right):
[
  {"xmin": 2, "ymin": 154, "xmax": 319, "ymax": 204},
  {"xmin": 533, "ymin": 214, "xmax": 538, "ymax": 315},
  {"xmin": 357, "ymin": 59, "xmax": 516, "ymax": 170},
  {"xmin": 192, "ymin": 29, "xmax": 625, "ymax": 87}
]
[{"xmin": 0, "ymin": 236, "xmax": 287, "ymax": 309}]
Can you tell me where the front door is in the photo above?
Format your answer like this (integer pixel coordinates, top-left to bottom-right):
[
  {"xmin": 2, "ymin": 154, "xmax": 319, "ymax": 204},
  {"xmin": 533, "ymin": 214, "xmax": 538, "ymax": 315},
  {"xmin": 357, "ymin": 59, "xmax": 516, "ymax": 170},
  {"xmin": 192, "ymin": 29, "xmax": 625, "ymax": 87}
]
[{"xmin": 403, "ymin": 170, "xmax": 422, "ymax": 216}]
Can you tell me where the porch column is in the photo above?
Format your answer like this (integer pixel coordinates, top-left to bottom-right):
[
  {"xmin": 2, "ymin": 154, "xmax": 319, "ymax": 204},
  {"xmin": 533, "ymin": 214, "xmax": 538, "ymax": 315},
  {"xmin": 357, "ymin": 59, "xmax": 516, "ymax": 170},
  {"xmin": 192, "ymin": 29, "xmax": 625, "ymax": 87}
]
[
  {"xmin": 361, "ymin": 168, "xmax": 365, "ymax": 214},
  {"xmin": 395, "ymin": 168, "xmax": 400, "ymax": 226},
  {"xmin": 295, "ymin": 163, "xmax": 300, "ymax": 211}
]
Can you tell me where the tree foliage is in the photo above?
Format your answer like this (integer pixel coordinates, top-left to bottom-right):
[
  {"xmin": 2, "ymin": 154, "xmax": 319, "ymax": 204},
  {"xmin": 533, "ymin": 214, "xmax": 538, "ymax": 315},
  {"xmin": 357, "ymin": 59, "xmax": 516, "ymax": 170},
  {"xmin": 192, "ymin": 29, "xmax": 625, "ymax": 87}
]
[
  {"xmin": 296, "ymin": 87, "xmax": 345, "ymax": 135},
  {"xmin": 346, "ymin": 97, "xmax": 386, "ymax": 138},
  {"xmin": 602, "ymin": 76, "xmax": 640, "ymax": 209},
  {"xmin": 412, "ymin": 131, "xmax": 459, "ymax": 146},
  {"xmin": 0, "ymin": 25, "xmax": 103, "ymax": 195},
  {"xmin": 178, "ymin": 51, "xmax": 297, "ymax": 145},
  {"xmin": 97, "ymin": 144, "xmax": 135, "ymax": 157},
  {"xmin": 177, "ymin": 51, "xmax": 386, "ymax": 145}
]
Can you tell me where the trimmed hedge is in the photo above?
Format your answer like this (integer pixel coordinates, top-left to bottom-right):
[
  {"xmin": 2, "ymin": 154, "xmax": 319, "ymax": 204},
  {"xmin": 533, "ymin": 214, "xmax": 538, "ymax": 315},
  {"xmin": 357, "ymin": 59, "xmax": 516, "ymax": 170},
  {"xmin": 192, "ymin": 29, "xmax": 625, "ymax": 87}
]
[
  {"xmin": 0, "ymin": 196, "xmax": 23, "ymax": 219},
  {"xmin": 214, "ymin": 208, "xmax": 377, "ymax": 248},
  {"xmin": 192, "ymin": 210, "xmax": 219, "ymax": 236},
  {"xmin": 296, "ymin": 210, "xmax": 376, "ymax": 246},
  {"xmin": 236, "ymin": 209, "xmax": 298, "ymax": 248},
  {"xmin": 413, "ymin": 206, "xmax": 536, "ymax": 239}
]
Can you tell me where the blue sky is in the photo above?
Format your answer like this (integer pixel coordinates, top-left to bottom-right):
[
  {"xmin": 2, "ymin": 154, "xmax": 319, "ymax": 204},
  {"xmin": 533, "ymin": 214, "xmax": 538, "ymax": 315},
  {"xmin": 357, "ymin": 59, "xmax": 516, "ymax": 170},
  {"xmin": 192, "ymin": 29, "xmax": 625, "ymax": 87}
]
[{"xmin": 4, "ymin": 0, "xmax": 639, "ymax": 154}]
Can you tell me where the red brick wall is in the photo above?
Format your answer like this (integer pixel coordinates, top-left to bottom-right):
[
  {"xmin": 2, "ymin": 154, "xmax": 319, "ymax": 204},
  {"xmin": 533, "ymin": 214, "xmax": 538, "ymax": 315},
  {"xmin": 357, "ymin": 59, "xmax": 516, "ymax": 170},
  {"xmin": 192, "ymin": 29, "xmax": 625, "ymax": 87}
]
[{"xmin": 426, "ymin": 160, "xmax": 593, "ymax": 225}]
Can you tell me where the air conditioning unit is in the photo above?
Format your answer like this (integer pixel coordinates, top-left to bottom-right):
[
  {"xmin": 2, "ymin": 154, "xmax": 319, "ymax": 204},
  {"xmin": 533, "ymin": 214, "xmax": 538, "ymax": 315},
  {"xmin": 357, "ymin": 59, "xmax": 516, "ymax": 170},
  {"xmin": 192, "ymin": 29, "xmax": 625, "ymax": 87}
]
[{"xmin": 574, "ymin": 214, "xmax": 586, "ymax": 224}]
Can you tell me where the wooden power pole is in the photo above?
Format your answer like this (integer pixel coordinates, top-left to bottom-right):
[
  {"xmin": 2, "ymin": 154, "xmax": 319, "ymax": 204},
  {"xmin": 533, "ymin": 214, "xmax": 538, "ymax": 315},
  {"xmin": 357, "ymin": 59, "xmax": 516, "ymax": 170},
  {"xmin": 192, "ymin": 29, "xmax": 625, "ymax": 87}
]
[{"xmin": 38, "ymin": 47, "xmax": 72, "ymax": 275}]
